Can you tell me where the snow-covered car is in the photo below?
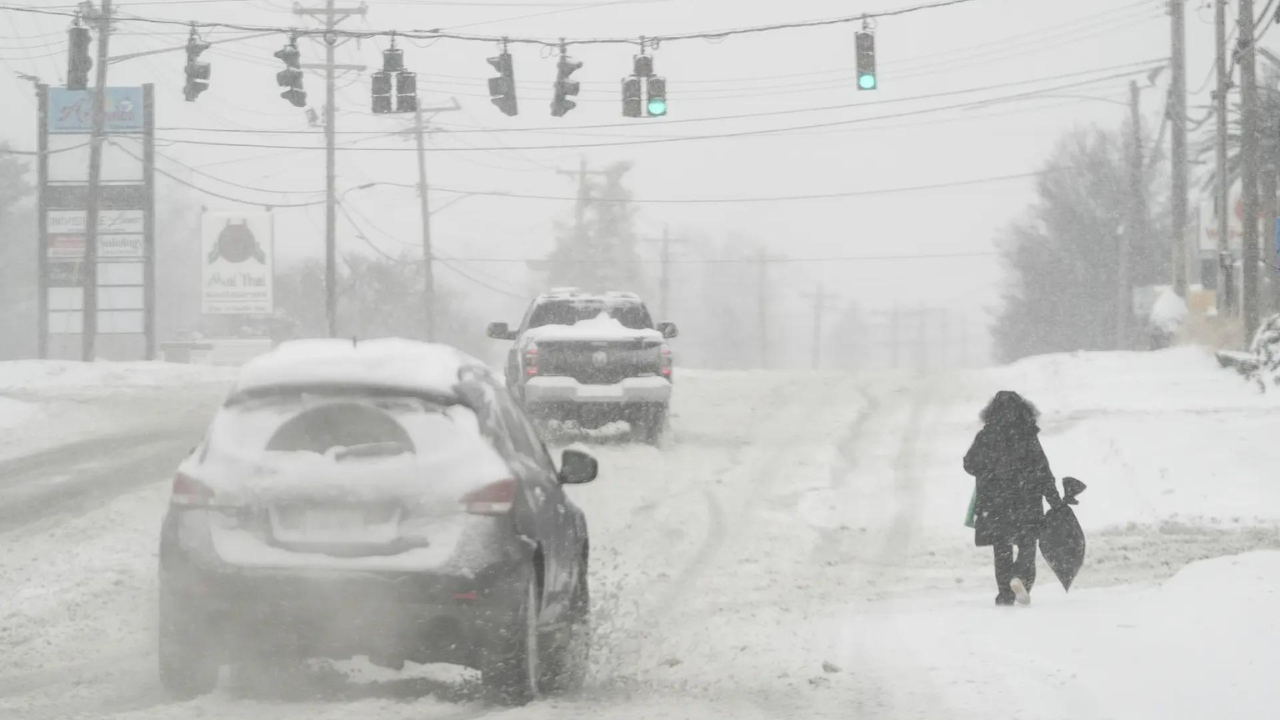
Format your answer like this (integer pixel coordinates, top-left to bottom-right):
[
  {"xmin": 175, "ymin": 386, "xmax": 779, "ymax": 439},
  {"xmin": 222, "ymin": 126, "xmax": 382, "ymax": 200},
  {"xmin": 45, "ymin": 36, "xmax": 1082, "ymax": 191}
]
[
  {"xmin": 156, "ymin": 338, "xmax": 598, "ymax": 705},
  {"xmin": 487, "ymin": 289, "xmax": 678, "ymax": 443}
]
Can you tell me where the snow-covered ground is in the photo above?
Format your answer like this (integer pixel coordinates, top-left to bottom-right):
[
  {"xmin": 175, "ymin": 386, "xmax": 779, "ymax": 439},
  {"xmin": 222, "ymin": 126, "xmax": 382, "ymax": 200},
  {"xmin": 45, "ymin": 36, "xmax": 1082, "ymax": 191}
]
[
  {"xmin": 0, "ymin": 360, "xmax": 236, "ymax": 460},
  {"xmin": 1, "ymin": 348, "xmax": 1277, "ymax": 719}
]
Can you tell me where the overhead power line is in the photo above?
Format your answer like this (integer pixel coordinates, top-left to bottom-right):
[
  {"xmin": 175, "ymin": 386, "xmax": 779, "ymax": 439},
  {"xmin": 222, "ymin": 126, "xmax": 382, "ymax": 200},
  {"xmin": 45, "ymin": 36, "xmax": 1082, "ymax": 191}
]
[
  {"xmin": 145, "ymin": 69, "xmax": 1163, "ymax": 153},
  {"xmin": 149, "ymin": 58, "xmax": 1163, "ymax": 138},
  {"xmin": 0, "ymin": 0, "xmax": 980, "ymax": 47}
]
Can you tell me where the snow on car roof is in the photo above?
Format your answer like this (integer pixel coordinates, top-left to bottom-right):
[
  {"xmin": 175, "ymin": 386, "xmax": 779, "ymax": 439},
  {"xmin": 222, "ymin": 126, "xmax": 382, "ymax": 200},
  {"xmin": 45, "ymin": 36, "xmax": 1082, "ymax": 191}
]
[
  {"xmin": 523, "ymin": 311, "xmax": 663, "ymax": 342},
  {"xmin": 233, "ymin": 338, "xmax": 482, "ymax": 398}
]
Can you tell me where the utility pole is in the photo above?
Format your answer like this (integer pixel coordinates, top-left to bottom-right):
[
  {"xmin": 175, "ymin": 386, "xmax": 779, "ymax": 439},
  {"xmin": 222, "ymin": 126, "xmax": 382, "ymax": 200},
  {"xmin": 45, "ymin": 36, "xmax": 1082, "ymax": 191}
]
[
  {"xmin": 556, "ymin": 157, "xmax": 608, "ymax": 243},
  {"xmin": 1240, "ymin": 0, "xmax": 1262, "ymax": 339},
  {"xmin": 1170, "ymin": 0, "xmax": 1189, "ymax": 297},
  {"xmin": 82, "ymin": 0, "xmax": 112, "ymax": 361},
  {"xmin": 756, "ymin": 247, "xmax": 770, "ymax": 369},
  {"xmin": 294, "ymin": 1, "xmax": 365, "ymax": 338},
  {"xmin": 1216, "ymin": 0, "xmax": 1234, "ymax": 315},
  {"xmin": 889, "ymin": 305, "xmax": 901, "ymax": 369},
  {"xmin": 1120, "ymin": 80, "xmax": 1143, "ymax": 350},
  {"xmin": 801, "ymin": 284, "xmax": 839, "ymax": 370},
  {"xmin": 411, "ymin": 99, "xmax": 460, "ymax": 342},
  {"xmin": 643, "ymin": 225, "xmax": 688, "ymax": 320}
]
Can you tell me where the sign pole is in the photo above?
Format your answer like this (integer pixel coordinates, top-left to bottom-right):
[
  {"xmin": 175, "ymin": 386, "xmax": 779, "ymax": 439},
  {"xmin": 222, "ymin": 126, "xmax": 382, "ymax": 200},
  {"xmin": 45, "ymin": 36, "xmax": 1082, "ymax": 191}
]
[
  {"xmin": 37, "ymin": 83, "xmax": 49, "ymax": 359},
  {"xmin": 143, "ymin": 83, "xmax": 155, "ymax": 360}
]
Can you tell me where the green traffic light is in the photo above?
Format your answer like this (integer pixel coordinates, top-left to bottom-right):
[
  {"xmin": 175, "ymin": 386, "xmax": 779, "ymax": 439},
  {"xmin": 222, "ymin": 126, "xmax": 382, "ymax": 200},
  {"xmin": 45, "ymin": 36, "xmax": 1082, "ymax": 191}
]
[
  {"xmin": 647, "ymin": 97, "xmax": 667, "ymax": 116},
  {"xmin": 858, "ymin": 73, "xmax": 877, "ymax": 90}
]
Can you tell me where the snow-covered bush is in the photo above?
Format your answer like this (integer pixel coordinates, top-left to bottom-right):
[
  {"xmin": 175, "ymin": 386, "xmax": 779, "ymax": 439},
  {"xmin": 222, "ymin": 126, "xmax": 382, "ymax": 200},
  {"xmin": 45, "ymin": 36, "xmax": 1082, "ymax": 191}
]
[{"xmin": 1216, "ymin": 313, "xmax": 1280, "ymax": 391}]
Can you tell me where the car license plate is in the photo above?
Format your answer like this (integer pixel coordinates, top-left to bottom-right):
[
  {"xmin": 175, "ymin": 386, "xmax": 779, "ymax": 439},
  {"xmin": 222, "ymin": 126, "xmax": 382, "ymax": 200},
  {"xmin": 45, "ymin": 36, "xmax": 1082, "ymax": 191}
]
[
  {"xmin": 270, "ymin": 505, "xmax": 398, "ymax": 545},
  {"xmin": 302, "ymin": 508, "xmax": 366, "ymax": 534}
]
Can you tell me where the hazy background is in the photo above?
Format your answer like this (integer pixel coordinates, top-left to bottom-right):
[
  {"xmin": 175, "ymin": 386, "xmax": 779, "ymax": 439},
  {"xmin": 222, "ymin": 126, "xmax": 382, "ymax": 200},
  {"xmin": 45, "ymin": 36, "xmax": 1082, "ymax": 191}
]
[{"xmin": 0, "ymin": 0, "xmax": 1246, "ymax": 367}]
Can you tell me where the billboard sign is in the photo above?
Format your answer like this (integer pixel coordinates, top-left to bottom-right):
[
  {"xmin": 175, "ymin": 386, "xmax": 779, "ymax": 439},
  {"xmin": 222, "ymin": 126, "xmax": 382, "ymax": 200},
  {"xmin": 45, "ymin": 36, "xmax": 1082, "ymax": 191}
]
[
  {"xmin": 47, "ymin": 87, "xmax": 144, "ymax": 134},
  {"xmin": 47, "ymin": 209, "xmax": 144, "ymax": 234},
  {"xmin": 201, "ymin": 212, "xmax": 274, "ymax": 315}
]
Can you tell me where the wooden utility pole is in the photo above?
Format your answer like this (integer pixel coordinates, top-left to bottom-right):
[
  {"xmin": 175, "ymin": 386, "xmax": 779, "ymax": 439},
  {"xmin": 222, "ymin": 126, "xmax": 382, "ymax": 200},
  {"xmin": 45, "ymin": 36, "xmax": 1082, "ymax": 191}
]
[
  {"xmin": 1120, "ymin": 80, "xmax": 1143, "ymax": 350},
  {"xmin": 756, "ymin": 247, "xmax": 770, "ymax": 369},
  {"xmin": 412, "ymin": 99, "xmax": 460, "ymax": 342},
  {"xmin": 1170, "ymin": 0, "xmax": 1189, "ymax": 297},
  {"xmin": 324, "ymin": 0, "xmax": 336, "ymax": 338},
  {"xmin": 82, "ymin": 0, "xmax": 112, "ymax": 361},
  {"xmin": 1216, "ymin": 0, "xmax": 1235, "ymax": 315},
  {"xmin": 643, "ymin": 225, "xmax": 688, "ymax": 320},
  {"xmin": 556, "ymin": 157, "xmax": 608, "ymax": 243},
  {"xmin": 294, "ymin": 1, "xmax": 365, "ymax": 338},
  {"xmin": 801, "ymin": 284, "xmax": 839, "ymax": 370},
  {"xmin": 1240, "ymin": 0, "xmax": 1262, "ymax": 339}
]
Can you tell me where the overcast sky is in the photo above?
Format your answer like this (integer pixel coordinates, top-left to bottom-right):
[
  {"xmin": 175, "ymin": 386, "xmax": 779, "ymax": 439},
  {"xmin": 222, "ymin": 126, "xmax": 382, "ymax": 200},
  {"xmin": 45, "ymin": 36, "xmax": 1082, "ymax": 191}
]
[{"xmin": 0, "ymin": 0, "xmax": 1265, "ymax": 354}]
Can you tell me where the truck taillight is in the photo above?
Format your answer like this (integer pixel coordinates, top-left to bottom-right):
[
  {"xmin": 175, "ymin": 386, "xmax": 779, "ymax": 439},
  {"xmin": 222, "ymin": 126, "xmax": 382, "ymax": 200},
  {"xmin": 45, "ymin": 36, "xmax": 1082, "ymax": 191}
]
[
  {"xmin": 462, "ymin": 478, "xmax": 517, "ymax": 515},
  {"xmin": 524, "ymin": 345, "xmax": 538, "ymax": 377},
  {"xmin": 661, "ymin": 344, "xmax": 673, "ymax": 378}
]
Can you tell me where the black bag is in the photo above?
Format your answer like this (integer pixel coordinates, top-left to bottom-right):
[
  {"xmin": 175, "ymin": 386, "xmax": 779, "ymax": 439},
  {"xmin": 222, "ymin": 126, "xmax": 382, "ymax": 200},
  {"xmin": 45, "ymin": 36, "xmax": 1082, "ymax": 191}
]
[{"xmin": 1040, "ymin": 477, "xmax": 1087, "ymax": 591}]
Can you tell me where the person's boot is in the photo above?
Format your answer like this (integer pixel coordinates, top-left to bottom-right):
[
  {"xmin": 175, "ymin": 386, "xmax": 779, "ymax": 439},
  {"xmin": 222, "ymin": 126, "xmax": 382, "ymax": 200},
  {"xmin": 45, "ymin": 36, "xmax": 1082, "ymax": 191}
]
[
  {"xmin": 995, "ymin": 590, "xmax": 1015, "ymax": 606},
  {"xmin": 1010, "ymin": 577, "xmax": 1031, "ymax": 605}
]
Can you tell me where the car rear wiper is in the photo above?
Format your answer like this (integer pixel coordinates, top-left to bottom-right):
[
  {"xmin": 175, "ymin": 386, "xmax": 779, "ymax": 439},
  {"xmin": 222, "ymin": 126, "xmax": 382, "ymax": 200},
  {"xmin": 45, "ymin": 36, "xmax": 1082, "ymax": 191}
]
[{"xmin": 330, "ymin": 442, "xmax": 413, "ymax": 461}]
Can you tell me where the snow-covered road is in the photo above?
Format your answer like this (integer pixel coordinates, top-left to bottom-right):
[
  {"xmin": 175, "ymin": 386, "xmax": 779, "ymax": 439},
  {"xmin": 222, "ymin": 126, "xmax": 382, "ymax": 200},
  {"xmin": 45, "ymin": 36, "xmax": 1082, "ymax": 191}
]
[{"xmin": 2, "ymin": 350, "xmax": 1279, "ymax": 720}]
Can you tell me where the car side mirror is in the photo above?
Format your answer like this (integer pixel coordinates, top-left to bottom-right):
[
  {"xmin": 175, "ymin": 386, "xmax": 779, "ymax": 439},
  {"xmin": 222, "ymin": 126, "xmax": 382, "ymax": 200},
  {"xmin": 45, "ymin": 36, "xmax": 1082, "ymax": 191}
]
[
  {"xmin": 558, "ymin": 448, "xmax": 598, "ymax": 485},
  {"xmin": 487, "ymin": 322, "xmax": 517, "ymax": 341},
  {"xmin": 657, "ymin": 321, "xmax": 678, "ymax": 339}
]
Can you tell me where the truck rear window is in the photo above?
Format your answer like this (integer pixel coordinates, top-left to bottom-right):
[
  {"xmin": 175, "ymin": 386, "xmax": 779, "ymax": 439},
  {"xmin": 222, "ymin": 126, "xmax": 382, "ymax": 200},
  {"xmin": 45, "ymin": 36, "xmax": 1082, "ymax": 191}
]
[{"xmin": 527, "ymin": 300, "xmax": 653, "ymax": 330}]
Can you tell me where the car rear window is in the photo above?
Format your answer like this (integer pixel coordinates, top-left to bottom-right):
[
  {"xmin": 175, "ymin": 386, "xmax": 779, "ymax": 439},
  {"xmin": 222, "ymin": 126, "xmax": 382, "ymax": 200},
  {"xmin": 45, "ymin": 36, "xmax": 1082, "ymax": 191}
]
[{"xmin": 208, "ymin": 391, "xmax": 482, "ymax": 459}]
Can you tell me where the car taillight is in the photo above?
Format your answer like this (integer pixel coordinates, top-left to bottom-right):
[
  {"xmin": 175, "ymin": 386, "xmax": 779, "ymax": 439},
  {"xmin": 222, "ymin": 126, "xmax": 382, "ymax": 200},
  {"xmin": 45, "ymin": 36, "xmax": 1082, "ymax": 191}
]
[
  {"xmin": 660, "ymin": 343, "xmax": 673, "ymax": 378},
  {"xmin": 171, "ymin": 472, "xmax": 216, "ymax": 506},
  {"xmin": 524, "ymin": 345, "xmax": 538, "ymax": 377},
  {"xmin": 462, "ymin": 479, "xmax": 517, "ymax": 515}
]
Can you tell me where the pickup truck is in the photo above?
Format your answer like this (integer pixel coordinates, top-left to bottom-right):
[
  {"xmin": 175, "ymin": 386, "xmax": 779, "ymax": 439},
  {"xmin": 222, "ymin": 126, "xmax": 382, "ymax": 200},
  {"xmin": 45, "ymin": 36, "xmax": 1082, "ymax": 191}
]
[{"xmin": 487, "ymin": 289, "xmax": 678, "ymax": 444}]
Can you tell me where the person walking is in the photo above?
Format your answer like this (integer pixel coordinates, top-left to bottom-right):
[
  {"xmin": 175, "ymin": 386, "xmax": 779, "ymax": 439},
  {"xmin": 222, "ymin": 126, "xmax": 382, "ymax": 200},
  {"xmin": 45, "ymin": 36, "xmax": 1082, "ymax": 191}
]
[{"xmin": 963, "ymin": 391, "xmax": 1062, "ymax": 606}]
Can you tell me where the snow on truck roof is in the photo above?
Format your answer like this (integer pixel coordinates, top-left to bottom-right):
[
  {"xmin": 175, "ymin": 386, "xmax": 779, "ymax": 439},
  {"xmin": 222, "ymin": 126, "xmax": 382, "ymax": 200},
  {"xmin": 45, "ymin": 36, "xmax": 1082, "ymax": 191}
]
[{"xmin": 232, "ymin": 338, "xmax": 484, "ymax": 398}]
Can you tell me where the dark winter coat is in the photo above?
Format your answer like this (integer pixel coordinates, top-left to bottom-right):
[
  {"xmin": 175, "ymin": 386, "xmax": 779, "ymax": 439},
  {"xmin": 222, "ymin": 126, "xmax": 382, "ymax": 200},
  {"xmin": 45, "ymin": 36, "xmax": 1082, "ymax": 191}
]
[{"xmin": 963, "ymin": 409, "xmax": 1062, "ymax": 547}]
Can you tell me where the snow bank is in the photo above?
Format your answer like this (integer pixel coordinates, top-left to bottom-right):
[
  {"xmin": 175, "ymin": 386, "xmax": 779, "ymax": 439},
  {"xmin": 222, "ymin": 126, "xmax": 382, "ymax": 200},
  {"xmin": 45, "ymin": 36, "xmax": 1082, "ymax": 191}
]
[
  {"xmin": 0, "ymin": 361, "xmax": 234, "ymax": 461},
  {"xmin": 830, "ymin": 551, "xmax": 1280, "ymax": 720},
  {"xmin": 0, "ymin": 360, "xmax": 236, "ymax": 398},
  {"xmin": 935, "ymin": 347, "xmax": 1280, "ymax": 532}
]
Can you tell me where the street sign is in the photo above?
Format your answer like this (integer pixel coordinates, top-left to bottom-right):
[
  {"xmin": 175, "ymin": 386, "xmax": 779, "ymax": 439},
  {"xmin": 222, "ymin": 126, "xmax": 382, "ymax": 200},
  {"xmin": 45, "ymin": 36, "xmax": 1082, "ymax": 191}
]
[
  {"xmin": 201, "ymin": 212, "xmax": 274, "ymax": 315},
  {"xmin": 47, "ymin": 87, "xmax": 144, "ymax": 134}
]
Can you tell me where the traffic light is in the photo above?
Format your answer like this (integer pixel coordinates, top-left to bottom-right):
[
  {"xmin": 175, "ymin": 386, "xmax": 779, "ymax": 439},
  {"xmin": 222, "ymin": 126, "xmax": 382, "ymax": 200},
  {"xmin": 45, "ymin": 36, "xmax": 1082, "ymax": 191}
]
[
  {"xmin": 274, "ymin": 39, "xmax": 306, "ymax": 108},
  {"xmin": 622, "ymin": 76, "xmax": 642, "ymax": 117},
  {"xmin": 373, "ymin": 43, "xmax": 416, "ymax": 114},
  {"xmin": 67, "ymin": 22, "xmax": 92, "ymax": 90},
  {"xmin": 551, "ymin": 53, "xmax": 581, "ymax": 117},
  {"xmin": 487, "ymin": 51, "xmax": 517, "ymax": 116},
  {"xmin": 183, "ymin": 30, "xmax": 211, "ymax": 102},
  {"xmin": 371, "ymin": 70, "xmax": 392, "ymax": 113},
  {"xmin": 396, "ymin": 71, "xmax": 417, "ymax": 113},
  {"xmin": 855, "ymin": 31, "xmax": 876, "ymax": 90},
  {"xmin": 646, "ymin": 76, "xmax": 667, "ymax": 117}
]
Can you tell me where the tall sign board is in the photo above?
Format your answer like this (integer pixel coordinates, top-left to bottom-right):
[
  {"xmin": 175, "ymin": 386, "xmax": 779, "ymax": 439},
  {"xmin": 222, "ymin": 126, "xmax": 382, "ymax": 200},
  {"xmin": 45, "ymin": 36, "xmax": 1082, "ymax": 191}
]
[{"xmin": 37, "ymin": 85, "xmax": 154, "ymax": 360}]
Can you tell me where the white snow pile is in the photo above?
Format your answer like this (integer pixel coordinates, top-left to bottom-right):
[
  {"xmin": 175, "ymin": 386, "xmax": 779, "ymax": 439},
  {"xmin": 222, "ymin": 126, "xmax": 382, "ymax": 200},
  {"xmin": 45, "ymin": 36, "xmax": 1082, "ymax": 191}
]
[
  {"xmin": 523, "ymin": 311, "xmax": 663, "ymax": 342},
  {"xmin": 1214, "ymin": 313, "xmax": 1280, "ymax": 391},
  {"xmin": 0, "ymin": 359, "xmax": 237, "ymax": 399},
  {"xmin": 0, "ymin": 360, "xmax": 236, "ymax": 461},
  {"xmin": 1148, "ymin": 286, "xmax": 1188, "ymax": 334}
]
